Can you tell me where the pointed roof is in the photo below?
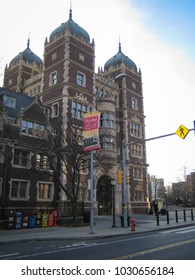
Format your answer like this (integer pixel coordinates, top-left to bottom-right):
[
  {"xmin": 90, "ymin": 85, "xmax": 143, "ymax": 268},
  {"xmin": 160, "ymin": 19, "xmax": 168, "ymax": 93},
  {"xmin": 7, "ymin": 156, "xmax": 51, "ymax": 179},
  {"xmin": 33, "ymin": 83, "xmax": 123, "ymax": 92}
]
[
  {"xmin": 49, "ymin": 7, "xmax": 90, "ymax": 43},
  {"xmin": 9, "ymin": 39, "xmax": 43, "ymax": 67},
  {"xmin": 104, "ymin": 42, "xmax": 137, "ymax": 72}
]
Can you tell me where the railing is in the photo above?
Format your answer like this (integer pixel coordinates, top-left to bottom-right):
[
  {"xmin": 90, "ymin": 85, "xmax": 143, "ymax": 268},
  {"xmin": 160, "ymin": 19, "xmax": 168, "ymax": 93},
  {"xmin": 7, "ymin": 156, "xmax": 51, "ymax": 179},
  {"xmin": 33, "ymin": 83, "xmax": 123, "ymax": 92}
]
[{"xmin": 155, "ymin": 208, "xmax": 194, "ymax": 226}]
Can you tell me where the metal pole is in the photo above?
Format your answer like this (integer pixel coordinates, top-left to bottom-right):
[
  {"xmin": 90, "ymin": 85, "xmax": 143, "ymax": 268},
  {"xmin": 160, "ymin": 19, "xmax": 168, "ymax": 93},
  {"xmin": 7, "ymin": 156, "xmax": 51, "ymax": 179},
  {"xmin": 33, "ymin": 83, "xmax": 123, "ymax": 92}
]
[
  {"xmin": 112, "ymin": 181, "xmax": 117, "ymax": 228},
  {"xmin": 122, "ymin": 141, "xmax": 128, "ymax": 228},
  {"xmin": 183, "ymin": 209, "xmax": 186, "ymax": 222},
  {"xmin": 175, "ymin": 210, "xmax": 178, "ymax": 223},
  {"xmin": 166, "ymin": 211, "xmax": 169, "ymax": 224},
  {"xmin": 89, "ymin": 150, "xmax": 95, "ymax": 234},
  {"xmin": 191, "ymin": 208, "xmax": 194, "ymax": 221}
]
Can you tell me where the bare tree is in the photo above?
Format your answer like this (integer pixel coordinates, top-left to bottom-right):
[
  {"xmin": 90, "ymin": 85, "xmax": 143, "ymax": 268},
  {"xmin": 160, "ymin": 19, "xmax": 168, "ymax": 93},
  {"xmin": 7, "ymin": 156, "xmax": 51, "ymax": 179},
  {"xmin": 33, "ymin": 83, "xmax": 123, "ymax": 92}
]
[{"xmin": 40, "ymin": 122, "xmax": 90, "ymax": 223}]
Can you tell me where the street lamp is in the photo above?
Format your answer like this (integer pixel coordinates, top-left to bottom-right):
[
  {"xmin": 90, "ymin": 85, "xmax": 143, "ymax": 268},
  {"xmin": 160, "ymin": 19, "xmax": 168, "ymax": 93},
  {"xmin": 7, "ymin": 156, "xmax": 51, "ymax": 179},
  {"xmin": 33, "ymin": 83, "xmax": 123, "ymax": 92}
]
[
  {"xmin": 111, "ymin": 178, "xmax": 117, "ymax": 228},
  {"xmin": 89, "ymin": 72, "xmax": 126, "ymax": 235}
]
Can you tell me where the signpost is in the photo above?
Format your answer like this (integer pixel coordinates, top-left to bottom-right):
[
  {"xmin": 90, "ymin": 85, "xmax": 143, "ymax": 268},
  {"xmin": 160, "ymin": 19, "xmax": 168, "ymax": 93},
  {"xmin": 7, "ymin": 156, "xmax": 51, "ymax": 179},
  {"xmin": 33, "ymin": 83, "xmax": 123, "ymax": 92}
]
[
  {"xmin": 83, "ymin": 111, "xmax": 101, "ymax": 234},
  {"xmin": 122, "ymin": 123, "xmax": 195, "ymax": 227},
  {"xmin": 175, "ymin": 124, "xmax": 190, "ymax": 139}
]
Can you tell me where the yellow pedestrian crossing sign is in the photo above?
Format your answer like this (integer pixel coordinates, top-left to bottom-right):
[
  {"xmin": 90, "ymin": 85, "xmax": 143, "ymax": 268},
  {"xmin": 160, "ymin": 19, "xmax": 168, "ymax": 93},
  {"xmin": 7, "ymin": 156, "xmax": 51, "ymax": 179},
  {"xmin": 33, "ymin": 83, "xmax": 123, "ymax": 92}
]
[{"xmin": 176, "ymin": 124, "xmax": 189, "ymax": 139}]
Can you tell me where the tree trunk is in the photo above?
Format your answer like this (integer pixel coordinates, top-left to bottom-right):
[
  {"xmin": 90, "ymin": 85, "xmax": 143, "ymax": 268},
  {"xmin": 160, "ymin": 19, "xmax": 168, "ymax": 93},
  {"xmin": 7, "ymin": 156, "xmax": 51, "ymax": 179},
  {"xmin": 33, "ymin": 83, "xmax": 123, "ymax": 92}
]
[{"xmin": 72, "ymin": 199, "xmax": 78, "ymax": 223}]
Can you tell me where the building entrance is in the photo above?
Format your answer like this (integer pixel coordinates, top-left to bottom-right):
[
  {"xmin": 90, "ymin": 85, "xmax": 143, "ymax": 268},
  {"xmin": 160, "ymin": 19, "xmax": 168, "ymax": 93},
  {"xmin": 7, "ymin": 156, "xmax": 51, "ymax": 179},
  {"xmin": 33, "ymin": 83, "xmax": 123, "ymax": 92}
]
[{"xmin": 97, "ymin": 175, "xmax": 112, "ymax": 215}]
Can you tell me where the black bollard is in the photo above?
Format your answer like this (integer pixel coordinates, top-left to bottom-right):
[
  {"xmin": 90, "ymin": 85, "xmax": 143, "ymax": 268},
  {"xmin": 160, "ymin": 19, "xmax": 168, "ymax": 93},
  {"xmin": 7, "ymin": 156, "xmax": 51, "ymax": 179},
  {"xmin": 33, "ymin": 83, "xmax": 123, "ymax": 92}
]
[
  {"xmin": 175, "ymin": 210, "xmax": 178, "ymax": 223},
  {"xmin": 156, "ymin": 213, "xmax": 159, "ymax": 226},
  {"xmin": 166, "ymin": 211, "xmax": 169, "ymax": 224},
  {"xmin": 183, "ymin": 209, "xmax": 186, "ymax": 222},
  {"xmin": 191, "ymin": 209, "xmax": 194, "ymax": 221}
]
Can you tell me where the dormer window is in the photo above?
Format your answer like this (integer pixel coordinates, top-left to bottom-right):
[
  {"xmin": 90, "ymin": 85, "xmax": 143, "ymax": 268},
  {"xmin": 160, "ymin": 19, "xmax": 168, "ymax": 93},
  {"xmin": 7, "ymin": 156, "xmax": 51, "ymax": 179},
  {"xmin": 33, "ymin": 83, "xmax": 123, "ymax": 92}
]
[{"xmin": 4, "ymin": 95, "xmax": 16, "ymax": 108}]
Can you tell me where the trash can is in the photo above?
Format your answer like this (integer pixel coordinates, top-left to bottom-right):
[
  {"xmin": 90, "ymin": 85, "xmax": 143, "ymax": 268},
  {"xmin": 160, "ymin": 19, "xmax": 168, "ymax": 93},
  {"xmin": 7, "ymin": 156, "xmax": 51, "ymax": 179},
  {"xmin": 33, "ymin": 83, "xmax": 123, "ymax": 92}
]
[
  {"xmin": 83, "ymin": 212, "xmax": 90, "ymax": 223},
  {"xmin": 120, "ymin": 215, "xmax": 130, "ymax": 227},
  {"xmin": 48, "ymin": 214, "xmax": 54, "ymax": 227},
  {"xmin": 41, "ymin": 214, "xmax": 48, "ymax": 227},
  {"xmin": 4, "ymin": 210, "xmax": 15, "ymax": 230},
  {"xmin": 28, "ymin": 215, "xmax": 37, "ymax": 228},
  {"xmin": 14, "ymin": 212, "xmax": 22, "ymax": 229}
]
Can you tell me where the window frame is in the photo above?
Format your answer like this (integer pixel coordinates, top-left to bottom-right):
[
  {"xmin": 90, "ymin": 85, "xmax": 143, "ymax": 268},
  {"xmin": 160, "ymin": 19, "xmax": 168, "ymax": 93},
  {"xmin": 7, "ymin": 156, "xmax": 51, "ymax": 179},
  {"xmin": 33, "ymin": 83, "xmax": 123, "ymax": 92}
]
[
  {"xmin": 131, "ymin": 97, "xmax": 138, "ymax": 110},
  {"xmin": 37, "ymin": 181, "xmax": 54, "ymax": 201},
  {"xmin": 49, "ymin": 71, "xmax": 57, "ymax": 86},
  {"xmin": 76, "ymin": 72, "xmax": 86, "ymax": 87},
  {"xmin": 130, "ymin": 122, "xmax": 142, "ymax": 138},
  {"xmin": 9, "ymin": 179, "xmax": 30, "ymax": 201},
  {"xmin": 72, "ymin": 100, "xmax": 87, "ymax": 120}
]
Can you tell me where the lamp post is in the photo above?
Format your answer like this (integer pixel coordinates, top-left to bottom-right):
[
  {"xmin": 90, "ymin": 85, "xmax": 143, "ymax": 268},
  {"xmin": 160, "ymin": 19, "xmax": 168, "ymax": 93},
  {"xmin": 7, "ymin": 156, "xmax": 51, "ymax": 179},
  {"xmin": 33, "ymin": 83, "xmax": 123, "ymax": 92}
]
[
  {"xmin": 122, "ymin": 140, "xmax": 128, "ymax": 228},
  {"xmin": 111, "ymin": 178, "xmax": 117, "ymax": 228},
  {"xmin": 88, "ymin": 72, "xmax": 126, "ymax": 235}
]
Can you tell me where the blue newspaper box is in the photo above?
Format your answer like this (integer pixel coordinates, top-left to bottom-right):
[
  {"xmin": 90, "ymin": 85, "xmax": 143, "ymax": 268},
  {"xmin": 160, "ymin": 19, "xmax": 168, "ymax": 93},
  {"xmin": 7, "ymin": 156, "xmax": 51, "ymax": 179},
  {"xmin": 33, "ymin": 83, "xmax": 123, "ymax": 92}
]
[
  {"xmin": 28, "ymin": 215, "xmax": 36, "ymax": 228},
  {"xmin": 14, "ymin": 212, "xmax": 22, "ymax": 229}
]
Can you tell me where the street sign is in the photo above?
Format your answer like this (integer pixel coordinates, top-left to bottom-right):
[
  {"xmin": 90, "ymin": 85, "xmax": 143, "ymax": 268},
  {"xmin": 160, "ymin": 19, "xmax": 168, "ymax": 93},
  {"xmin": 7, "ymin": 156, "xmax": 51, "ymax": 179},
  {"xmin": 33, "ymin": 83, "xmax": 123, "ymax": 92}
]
[{"xmin": 175, "ymin": 124, "xmax": 189, "ymax": 139}]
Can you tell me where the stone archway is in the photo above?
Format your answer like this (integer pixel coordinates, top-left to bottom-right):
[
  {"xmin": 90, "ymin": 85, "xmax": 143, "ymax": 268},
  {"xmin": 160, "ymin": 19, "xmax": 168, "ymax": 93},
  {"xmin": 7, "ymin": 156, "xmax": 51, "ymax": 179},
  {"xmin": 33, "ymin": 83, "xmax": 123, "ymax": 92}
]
[{"xmin": 96, "ymin": 175, "xmax": 112, "ymax": 215}]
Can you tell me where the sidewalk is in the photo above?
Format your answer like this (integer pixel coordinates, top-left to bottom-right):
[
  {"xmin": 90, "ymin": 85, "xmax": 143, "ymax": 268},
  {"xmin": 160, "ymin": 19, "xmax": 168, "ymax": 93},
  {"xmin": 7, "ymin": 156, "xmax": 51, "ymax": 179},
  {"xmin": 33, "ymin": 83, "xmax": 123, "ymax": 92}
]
[{"xmin": 0, "ymin": 213, "xmax": 195, "ymax": 244}]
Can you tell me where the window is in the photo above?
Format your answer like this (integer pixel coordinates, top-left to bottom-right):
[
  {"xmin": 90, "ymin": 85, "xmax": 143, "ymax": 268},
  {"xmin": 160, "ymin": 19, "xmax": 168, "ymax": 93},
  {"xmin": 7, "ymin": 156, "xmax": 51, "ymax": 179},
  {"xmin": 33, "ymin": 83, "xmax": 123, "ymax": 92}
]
[
  {"xmin": 76, "ymin": 72, "xmax": 85, "ymax": 87},
  {"xmin": 4, "ymin": 95, "xmax": 16, "ymax": 108},
  {"xmin": 37, "ymin": 182, "xmax": 54, "ymax": 200},
  {"xmin": 52, "ymin": 102, "xmax": 59, "ymax": 118},
  {"xmin": 21, "ymin": 120, "xmax": 46, "ymax": 138},
  {"xmin": 131, "ymin": 97, "xmax": 138, "ymax": 110},
  {"xmin": 79, "ymin": 53, "xmax": 84, "ymax": 62},
  {"xmin": 34, "ymin": 123, "xmax": 45, "ymax": 137},
  {"xmin": 133, "ymin": 168, "xmax": 143, "ymax": 180},
  {"xmin": 100, "ymin": 136, "xmax": 115, "ymax": 150},
  {"xmin": 130, "ymin": 122, "xmax": 142, "ymax": 138},
  {"xmin": 52, "ymin": 52, "xmax": 57, "ymax": 60},
  {"xmin": 131, "ymin": 144, "xmax": 143, "ymax": 158},
  {"xmin": 50, "ymin": 71, "xmax": 57, "ymax": 86},
  {"xmin": 134, "ymin": 190, "xmax": 143, "ymax": 201},
  {"xmin": 13, "ymin": 149, "xmax": 30, "ymax": 167},
  {"xmin": 72, "ymin": 101, "xmax": 87, "ymax": 119},
  {"xmin": 36, "ymin": 154, "xmax": 50, "ymax": 170},
  {"xmin": 9, "ymin": 180, "xmax": 29, "ymax": 200},
  {"xmin": 100, "ymin": 112, "xmax": 115, "ymax": 128},
  {"xmin": 132, "ymin": 82, "xmax": 136, "ymax": 89}
]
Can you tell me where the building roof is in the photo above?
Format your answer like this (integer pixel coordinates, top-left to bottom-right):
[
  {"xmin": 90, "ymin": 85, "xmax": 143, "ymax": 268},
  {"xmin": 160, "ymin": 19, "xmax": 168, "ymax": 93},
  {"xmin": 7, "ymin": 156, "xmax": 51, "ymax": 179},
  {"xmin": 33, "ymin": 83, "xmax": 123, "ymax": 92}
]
[
  {"xmin": 0, "ymin": 87, "xmax": 35, "ymax": 118},
  {"xmin": 49, "ymin": 8, "xmax": 90, "ymax": 43},
  {"xmin": 104, "ymin": 43, "xmax": 137, "ymax": 72},
  {"xmin": 9, "ymin": 39, "xmax": 43, "ymax": 67}
]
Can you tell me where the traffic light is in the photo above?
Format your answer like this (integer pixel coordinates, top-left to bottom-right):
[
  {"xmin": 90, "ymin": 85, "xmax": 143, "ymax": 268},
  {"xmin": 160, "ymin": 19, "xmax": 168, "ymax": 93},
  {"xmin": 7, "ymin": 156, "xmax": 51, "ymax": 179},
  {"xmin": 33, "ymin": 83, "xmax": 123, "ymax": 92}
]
[
  {"xmin": 126, "ymin": 174, "xmax": 130, "ymax": 185},
  {"xmin": 117, "ymin": 169, "xmax": 122, "ymax": 185},
  {"xmin": 126, "ymin": 173, "xmax": 131, "ymax": 185}
]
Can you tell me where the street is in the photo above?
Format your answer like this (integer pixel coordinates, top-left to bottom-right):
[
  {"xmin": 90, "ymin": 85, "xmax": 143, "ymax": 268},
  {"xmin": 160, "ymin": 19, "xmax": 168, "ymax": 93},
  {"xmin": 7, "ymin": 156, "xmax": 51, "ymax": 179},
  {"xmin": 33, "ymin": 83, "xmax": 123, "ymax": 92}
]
[{"xmin": 1, "ymin": 225, "xmax": 195, "ymax": 260}]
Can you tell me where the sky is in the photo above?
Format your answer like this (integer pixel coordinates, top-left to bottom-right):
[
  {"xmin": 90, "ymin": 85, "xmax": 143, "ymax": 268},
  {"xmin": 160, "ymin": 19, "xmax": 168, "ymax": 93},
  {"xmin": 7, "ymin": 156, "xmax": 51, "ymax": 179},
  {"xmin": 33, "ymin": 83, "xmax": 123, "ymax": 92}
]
[{"xmin": 0, "ymin": 0, "xmax": 195, "ymax": 185}]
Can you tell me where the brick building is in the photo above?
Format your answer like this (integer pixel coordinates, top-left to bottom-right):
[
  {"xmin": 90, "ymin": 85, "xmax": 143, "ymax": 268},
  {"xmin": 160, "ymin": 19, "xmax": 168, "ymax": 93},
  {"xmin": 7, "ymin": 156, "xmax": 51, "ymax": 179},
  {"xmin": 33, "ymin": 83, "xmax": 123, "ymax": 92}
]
[{"xmin": 2, "ymin": 7, "xmax": 148, "ymax": 215}]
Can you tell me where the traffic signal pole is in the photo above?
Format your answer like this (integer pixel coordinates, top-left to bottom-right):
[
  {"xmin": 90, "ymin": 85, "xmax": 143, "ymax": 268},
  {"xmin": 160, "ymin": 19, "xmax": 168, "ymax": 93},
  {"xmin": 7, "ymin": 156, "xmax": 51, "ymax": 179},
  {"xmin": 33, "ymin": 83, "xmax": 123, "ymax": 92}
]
[
  {"xmin": 121, "ymin": 128, "xmax": 195, "ymax": 228},
  {"xmin": 122, "ymin": 140, "xmax": 128, "ymax": 228}
]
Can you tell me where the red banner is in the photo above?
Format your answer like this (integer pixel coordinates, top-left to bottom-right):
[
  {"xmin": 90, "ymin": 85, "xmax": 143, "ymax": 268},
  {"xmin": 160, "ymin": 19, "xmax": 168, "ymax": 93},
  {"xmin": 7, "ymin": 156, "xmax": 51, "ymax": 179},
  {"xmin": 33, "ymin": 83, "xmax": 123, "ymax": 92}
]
[{"xmin": 83, "ymin": 111, "xmax": 100, "ymax": 151}]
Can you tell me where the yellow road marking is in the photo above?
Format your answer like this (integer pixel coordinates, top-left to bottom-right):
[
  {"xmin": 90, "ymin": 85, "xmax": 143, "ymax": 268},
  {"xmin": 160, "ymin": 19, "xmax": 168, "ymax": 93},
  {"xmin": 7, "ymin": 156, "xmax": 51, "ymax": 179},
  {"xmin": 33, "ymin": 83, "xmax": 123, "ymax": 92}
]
[{"xmin": 113, "ymin": 238, "xmax": 195, "ymax": 260}]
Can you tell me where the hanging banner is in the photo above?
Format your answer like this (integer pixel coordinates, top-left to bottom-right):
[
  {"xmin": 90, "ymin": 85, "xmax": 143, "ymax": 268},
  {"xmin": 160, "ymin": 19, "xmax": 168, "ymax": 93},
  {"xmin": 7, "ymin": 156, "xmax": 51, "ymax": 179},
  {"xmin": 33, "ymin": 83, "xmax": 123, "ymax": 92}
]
[{"xmin": 83, "ymin": 111, "xmax": 101, "ymax": 151}]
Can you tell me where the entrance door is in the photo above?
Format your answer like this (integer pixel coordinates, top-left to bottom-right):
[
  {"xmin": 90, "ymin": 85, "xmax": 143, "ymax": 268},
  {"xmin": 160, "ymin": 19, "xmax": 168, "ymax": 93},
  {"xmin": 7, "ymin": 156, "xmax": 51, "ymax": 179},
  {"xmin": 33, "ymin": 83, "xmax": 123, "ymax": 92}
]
[{"xmin": 97, "ymin": 176, "xmax": 112, "ymax": 215}]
